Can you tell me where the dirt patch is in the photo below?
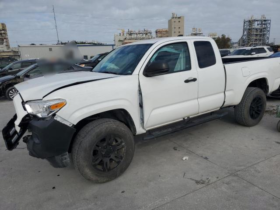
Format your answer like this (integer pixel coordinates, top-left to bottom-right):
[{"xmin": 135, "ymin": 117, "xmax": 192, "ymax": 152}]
[{"xmin": 265, "ymin": 105, "xmax": 277, "ymax": 116}]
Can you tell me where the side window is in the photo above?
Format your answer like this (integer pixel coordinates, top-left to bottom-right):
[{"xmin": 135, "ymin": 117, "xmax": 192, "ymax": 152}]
[
  {"xmin": 194, "ymin": 41, "xmax": 216, "ymax": 68},
  {"xmin": 26, "ymin": 67, "xmax": 43, "ymax": 78},
  {"xmin": 256, "ymin": 48, "xmax": 267, "ymax": 54},
  {"xmin": 21, "ymin": 62, "xmax": 32, "ymax": 68},
  {"xmin": 148, "ymin": 42, "xmax": 191, "ymax": 73},
  {"xmin": 8, "ymin": 62, "xmax": 21, "ymax": 71}
]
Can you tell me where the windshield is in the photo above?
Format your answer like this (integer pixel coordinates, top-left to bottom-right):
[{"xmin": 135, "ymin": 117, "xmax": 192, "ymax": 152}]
[
  {"xmin": 93, "ymin": 44, "xmax": 152, "ymax": 75},
  {"xmin": 16, "ymin": 64, "xmax": 37, "ymax": 76}
]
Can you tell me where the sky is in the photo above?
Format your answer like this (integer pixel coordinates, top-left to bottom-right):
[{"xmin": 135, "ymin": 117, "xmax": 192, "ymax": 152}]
[{"xmin": 0, "ymin": 0, "xmax": 279, "ymax": 47}]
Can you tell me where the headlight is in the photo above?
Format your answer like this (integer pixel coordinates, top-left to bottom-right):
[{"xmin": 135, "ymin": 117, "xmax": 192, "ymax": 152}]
[{"xmin": 24, "ymin": 99, "xmax": 67, "ymax": 118}]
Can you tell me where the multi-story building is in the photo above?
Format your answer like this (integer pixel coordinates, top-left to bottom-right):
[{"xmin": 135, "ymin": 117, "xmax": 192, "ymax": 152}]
[
  {"xmin": 190, "ymin": 28, "xmax": 204, "ymax": 36},
  {"xmin": 155, "ymin": 29, "xmax": 169, "ymax": 38},
  {"xmin": 168, "ymin": 13, "xmax": 184, "ymax": 37},
  {"xmin": 238, "ymin": 15, "xmax": 271, "ymax": 47},
  {"xmin": 114, "ymin": 29, "xmax": 153, "ymax": 47},
  {"xmin": 0, "ymin": 23, "xmax": 10, "ymax": 51}
]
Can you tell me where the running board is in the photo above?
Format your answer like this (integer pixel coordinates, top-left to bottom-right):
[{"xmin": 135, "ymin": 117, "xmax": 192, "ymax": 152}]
[{"xmin": 144, "ymin": 112, "xmax": 228, "ymax": 140}]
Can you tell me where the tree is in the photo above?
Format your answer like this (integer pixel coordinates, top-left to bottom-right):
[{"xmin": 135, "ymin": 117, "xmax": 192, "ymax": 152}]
[{"xmin": 213, "ymin": 34, "xmax": 231, "ymax": 49}]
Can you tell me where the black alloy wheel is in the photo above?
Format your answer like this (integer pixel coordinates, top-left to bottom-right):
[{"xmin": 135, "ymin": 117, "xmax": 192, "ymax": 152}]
[
  {"xmin": 92, "ymin": 135, "xmax": 125, "ymax": 172},
  {"xmin": 249, "ymin": 96, "xmax": 263, "ymax": 119}
]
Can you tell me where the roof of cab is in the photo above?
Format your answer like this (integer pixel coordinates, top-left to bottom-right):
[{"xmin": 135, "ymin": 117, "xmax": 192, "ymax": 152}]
[{"xmin": 125, "ymin": 36, "xmax": 213, "ymax": 46}]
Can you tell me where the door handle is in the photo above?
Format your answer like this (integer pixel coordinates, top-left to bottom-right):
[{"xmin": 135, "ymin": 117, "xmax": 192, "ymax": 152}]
[{"xmin": 184, "ymin": 78, "xmax": 197, "ymax": 83}]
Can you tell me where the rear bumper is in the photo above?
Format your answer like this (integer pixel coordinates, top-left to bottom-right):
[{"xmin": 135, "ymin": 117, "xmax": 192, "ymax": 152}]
[{"xmin": 24, "ymin": 117, "xmax": 76, "ymax": 168}]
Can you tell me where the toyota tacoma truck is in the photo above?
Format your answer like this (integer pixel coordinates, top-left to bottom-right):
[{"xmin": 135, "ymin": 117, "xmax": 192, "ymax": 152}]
[{"xmin": 2, "ymin": 37, "xmax": 280, "ymax": 183}]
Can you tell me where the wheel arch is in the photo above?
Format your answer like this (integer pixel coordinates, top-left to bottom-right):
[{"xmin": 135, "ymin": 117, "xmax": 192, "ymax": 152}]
[
  {"xmin": 247, "ymin": 77, "xmax": 269, "ymax": 94},
  {"xmin": 68, "ymin": 109, "xmax": 137, "ymax": 152},
  {"xmin": 3, "ymin": 82, "xmax": 18, "ymax": 92}
]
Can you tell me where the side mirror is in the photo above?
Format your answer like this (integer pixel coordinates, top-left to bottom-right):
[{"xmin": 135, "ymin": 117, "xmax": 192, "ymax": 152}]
[
  {"xmin": 144, "ymin": 62, "xmax": 169, "ymax": 77},
  {"xmin": 9, "ymin": 67, "xmax": 13, "ymax": 70}
]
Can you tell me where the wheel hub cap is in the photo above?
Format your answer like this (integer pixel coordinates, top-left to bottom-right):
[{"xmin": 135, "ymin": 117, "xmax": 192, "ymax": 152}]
[
  {"xmin": 250, "ymin": 96, "xmax": 263, "ymax": 119},
  {"xmin": 92, "ymin": 135, "xmax": 125, "ymax": 172}
]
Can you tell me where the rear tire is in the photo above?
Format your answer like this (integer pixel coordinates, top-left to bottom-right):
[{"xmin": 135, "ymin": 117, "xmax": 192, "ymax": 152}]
[
  {"xmin": 5, "ymin": 86, "xmax": 18, "ymax": 100},
  {"xmin": 234, "ymin": 87, "xmax": 266, "ymax": 127},
  {"xmin": 72, "ymin": 119, "xmax": 135, "ymax": 183}
]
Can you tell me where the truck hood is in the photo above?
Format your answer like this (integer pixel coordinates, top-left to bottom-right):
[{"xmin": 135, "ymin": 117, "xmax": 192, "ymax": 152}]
[{"xmin": 15, "ymin": 71, "xmax": 119, "ymax": 101}]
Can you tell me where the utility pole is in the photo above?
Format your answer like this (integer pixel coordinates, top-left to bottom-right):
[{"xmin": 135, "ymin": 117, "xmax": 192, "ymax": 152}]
[{"xmin": 53, "ymin": 5, "xmax": 60, "ymax": 44}]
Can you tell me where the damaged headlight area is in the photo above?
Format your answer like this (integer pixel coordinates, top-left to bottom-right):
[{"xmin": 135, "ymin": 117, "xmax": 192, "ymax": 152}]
[{"xmin": 24, "ymin": 99, "xmax": 67, "ymax": 118}]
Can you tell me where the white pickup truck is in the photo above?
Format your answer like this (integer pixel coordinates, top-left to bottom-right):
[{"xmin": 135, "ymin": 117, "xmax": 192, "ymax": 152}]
[{"xmin": 2, "ymin": 37, "xmax": 280, "ymax": 183}]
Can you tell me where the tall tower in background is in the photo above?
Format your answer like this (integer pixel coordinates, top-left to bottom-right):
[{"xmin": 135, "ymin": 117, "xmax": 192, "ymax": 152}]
[
  {"xmin": 168, "ymin": 13, "xmax": 184, "ymax": 37},
  {"xmin": 238, "ymin": 15, "xmax": 271, "ymax": 47},
  {"xmin": 0, "ymin": 23, "xmax": 10, "ymax": 51}
]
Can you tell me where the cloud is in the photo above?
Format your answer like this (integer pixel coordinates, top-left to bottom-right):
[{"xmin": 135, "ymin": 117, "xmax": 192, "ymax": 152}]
[{"xmin": 0, "ymin": 0, "xmax": 279, "ymax": 46}]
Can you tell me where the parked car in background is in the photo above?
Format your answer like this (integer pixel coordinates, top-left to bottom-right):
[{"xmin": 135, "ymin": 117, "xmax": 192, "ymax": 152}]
[
  {"xmin": 0, "ymin": 57, "xmax": 17, "ymax": 69},
  {"xmin": 0, "ymin": 60, "xmax": 91, "ymax": 100},
  {"xmin": 79, "ymin": 52, "xmax": 109, "ymax": 69},
  {"xmin": 3, "ymin": 37, "xmax": 280, "ymax": 183},
  {"xmin": 270, "ymin": 52, "xmax": 280, "ymax": 58},
  {"xmin": 219, "ymin": 49, "xmax": 231, "ymax": 57},
  {"xmin": 224, "ymin": 46, "xmax": 274, "ymax": 58},
  {"xmin": 0, "ymin": 59, "xmax": 37, "ymax": 77}
]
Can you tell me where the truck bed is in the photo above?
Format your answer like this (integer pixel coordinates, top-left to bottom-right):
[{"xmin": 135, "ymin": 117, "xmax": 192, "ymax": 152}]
[
  {"xmin": 222, "ymin": 56, "xmax": 271, "ymax": 64},
  {"xmin": 223, "ymin": 56, "xmax": 280, "ymax": 107}
]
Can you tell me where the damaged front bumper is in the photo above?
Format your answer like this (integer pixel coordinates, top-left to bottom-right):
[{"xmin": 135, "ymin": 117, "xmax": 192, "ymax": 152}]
[{"xmin": 2, "ymin": 114, "xmax": 76, "ymax": 168}]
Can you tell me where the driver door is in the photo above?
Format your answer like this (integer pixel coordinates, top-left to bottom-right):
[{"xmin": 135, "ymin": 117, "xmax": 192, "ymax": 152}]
[{"xmin": 139, "ymin": 42, "xmax": 199, "ymax": 129}]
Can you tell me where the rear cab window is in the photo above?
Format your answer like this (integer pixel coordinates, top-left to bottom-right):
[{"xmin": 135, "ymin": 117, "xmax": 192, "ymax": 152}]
[{"xmin": 194, "ymin": 41, "xmax": 216, "ymax": 68}]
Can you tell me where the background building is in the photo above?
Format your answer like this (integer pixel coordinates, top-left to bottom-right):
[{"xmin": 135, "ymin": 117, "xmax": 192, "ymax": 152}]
[
  {"xmin": 208, "ymin": 33, "xmax": 218, "ymax": 39},
  {"xmin": 0, "ymin": 23, "xmax": 10, "ymax": 51},
  {"xmin": 19, "ymin": 44, "xmax": 114, "ymax": 60},
  {"xmin": 238, "ymin": 15, "xmax": 271, "ymax": 47},
  {"xmin": 0, "ymin": 23, "xmax": 20, "ymax": 59},
  {"xmin": 190, "ymin": 28, "xmax": 204, "ymax": 36},
  {"xmin": 155, "ymin": 29, "xmax": 169, "ymax": 38},
  {"xmin": 114, "ymin": 29, "xmax": 153, "ymax": 47},
  {"xmin": 168, "ymin": 13, "xmax": 184, "ymax": 37}
]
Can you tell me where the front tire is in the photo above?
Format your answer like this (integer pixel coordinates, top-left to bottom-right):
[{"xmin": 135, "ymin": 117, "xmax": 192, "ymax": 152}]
[
  {"xmin": 5, "ymin": 86, "xmax": 18, "ymax": 100},
  {"xmin": 72, "ymin": 119, "xmax": 135, "ymax": 183},
  {"xmin": 234, "ymin": 87, "xmax": 266, "ymax": 127}
]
